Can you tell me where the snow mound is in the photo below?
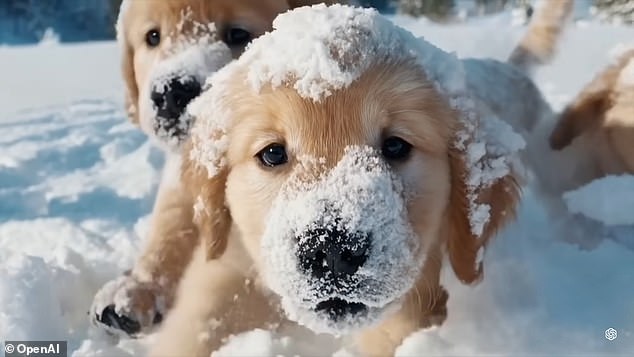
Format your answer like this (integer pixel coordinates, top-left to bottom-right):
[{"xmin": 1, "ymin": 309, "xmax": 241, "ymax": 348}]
[
  {"xmin": 0, "ymin": 100, "xmax": 156, "ymax": 353},
  {"xmin": 213, "ymin": 327, "xmax": 342, "ymax": 357},
  {"xmin": 192, "ymin": 4, "xmax": 524, "ymax": 238},
  {"xmin": 0, "ymin": 218, "xmax": 141, "ymax": 344},
  {"xmin": 260, "ymin": 146, "xmax": 419, "ymax": 334},
  {"xmin": 564, "ymin": 175, "xmax": 634, "ymax": 226}
]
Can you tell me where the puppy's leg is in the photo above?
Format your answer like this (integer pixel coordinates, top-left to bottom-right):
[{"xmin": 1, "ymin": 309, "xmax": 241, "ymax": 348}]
[
  {"xmin": 91, "ymin": 155, "xmax": 199, "ymax": 335},
  {"xmin": 148, "ymin": 246, "xmax": 280, "ymax": 357},
  {"xmin": 353, "ymin": 243, "xmax": 446, "ymax": 357}
]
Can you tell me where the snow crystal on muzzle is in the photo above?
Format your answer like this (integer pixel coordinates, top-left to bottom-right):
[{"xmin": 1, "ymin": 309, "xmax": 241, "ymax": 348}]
[{"xmin": 260, "ymin": 146, "xmax": 421, "ymax": 334}]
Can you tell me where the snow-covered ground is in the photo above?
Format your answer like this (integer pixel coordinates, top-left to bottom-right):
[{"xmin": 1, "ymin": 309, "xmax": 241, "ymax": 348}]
[{"xmin": 1, "ymin": 12, "xmax": 633, "ymax": 356}]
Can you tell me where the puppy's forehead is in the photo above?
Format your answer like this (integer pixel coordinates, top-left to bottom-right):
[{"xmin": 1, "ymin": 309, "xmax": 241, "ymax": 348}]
[
  {"xmin": 270, "ymin": 87, "xmax": 369, "ymax": 163},
  {"xmin": 128, "ymin": 0, "xmax": 288, "ymax": 28},
  {"xmin": 246, "ymin": 62, "xmax": 454, "ymax": 165}
]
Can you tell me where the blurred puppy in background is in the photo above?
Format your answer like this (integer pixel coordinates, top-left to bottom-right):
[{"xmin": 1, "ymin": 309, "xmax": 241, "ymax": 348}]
[
  {"xmin": 89, "ymin": 0, "xmax": 341, "ymax": 338},
  {"xmin": 526, "ymin": 48, "xmax": 634, "ymax": 249},
  {"xmin": 550, "ymin": 48, "xmax": 634, "ymax": 178}
]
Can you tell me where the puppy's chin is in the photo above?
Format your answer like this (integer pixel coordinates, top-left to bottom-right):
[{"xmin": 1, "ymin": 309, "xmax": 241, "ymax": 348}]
[
  {"xmin": 138, "ymin": 102, "xmax": 193, "ymax": 153},
  {"xmin": 151, "ymin": 112, "xmax": 195, "ymax": 151},
  {"xmin": 280, "ymin": 294, "xmax": 403, "ymax": 335}
]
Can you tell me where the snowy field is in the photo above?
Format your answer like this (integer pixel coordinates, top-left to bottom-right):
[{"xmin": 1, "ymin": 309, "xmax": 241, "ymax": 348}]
[{"xmin": 1, "ymin": 11, "xmax": 634, "ymax": 356}]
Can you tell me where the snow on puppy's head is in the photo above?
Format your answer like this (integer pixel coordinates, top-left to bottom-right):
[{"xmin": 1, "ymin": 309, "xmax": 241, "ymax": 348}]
[
  {"xmin": 186, "ymin": 3, "xmax": 521, "ymax": 336},
  {"xmin": 242, "ymin": 4, "xmax": 425, "ymax": 102},
  {"xmin": 226, "ymin": 3, "xmax": 522, "ymax": 237}
]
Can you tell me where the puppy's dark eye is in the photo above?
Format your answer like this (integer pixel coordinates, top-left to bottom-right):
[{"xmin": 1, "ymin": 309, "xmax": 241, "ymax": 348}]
[
  {"xmin": 145, "ymin": 28, "xmax": 161, "ymax": 47},
  {"xmin": 222, "ymin": 26, "xmax": 252, "ymax": 47},
  {"xmin": 257, "ymin": 144, "xmax": 288, "ymax": 167},
  {"xmin": 382, "ymin": 136, "xmax": 412, "ymax": 160}
]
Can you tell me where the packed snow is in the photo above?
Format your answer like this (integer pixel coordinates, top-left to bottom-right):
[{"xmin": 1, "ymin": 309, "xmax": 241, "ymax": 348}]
[
  {"xmin": 1, "ymin": 6, "xmax": 633, "ymax": 357},
  {"xmin": 564, "ymin": 175, "xmax": 634, "ymax": 226}
]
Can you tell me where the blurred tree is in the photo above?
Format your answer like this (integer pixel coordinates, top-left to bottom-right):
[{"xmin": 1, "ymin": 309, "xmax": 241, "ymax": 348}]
[
  {"xmin": 355, "ymin": 0, "xmax": 398, "ymax": 12},
  {"xmin": 475, "ymin": 0, "xmax": 509, "ymax": 15},
  {"xmin": 0, "ymin": 0, "xmax": 122, "ymax": 45},
  {"xmin": 593, "ymin": 0, "xmax": 634, "ymax": 25},
  {"xmin": 0, "ymin": 0, "xmax": 56, "ymax": 43},
  {"xmin": 397, "ymin": 0, "xmax": 456, "ymax": 20}
]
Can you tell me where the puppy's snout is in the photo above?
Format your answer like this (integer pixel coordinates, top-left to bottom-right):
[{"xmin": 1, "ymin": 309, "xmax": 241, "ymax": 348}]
[
  {"xmin": 151, "ymin": 76, "xmax": 201, "ymax": 120},
  {"xmin": 298, "ymin": 227, "xmax": 371, "ymax": 279}
]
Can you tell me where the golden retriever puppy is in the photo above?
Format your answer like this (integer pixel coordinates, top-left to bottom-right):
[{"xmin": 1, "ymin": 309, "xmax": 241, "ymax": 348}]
[
  {"xmin": 525, "ymin": 48, "xmax": 634, "ymax": 249},
  {"xmin": 550, "ymin": 48, "xmax": 634, "ymax": 174},
  {"xmin": 148, "ymin": 4, "xmax": 526, "ymax": 356},
  {"xmin": 90, "ymin": 0, "xmax": 340, "ymax": 337}
]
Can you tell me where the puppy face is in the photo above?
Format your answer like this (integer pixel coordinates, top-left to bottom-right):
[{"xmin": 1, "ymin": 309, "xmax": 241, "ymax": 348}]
[
  {"xmin": 227, "ymin": 62, "xmax": 453, "ymax": 332},
  {"xmin": 185, "ymin": 61, "xmax": 518, "ymax": 333},
  {"xmin": 118, "ymin": 0, "xmax": 292, "ymax": 150},
  {"xmin": 185, "ymin": 4, "xmax": 519, "ymax": 335}
]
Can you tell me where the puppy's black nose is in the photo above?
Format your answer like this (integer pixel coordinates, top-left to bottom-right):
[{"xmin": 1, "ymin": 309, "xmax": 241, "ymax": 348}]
[
  {"xmin": 96, "ymin": 304, "xmax": 163, "ymax": 337},
  {"xmin": 151, "ymin": 77, "xmax": 201, "ymax": 120},
  {"xmin": 98, "ymin": 304, "xmax": 141, "ymax": 336},
  {"xmin": 298, "ymin": 227, "xmax": 370, "ymax": 279}
]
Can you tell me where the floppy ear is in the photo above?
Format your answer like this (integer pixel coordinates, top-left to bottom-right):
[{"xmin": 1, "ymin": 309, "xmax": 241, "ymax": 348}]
[
  {"xmin": 446, "ymin": 138, "xmax": 520, "ymax": 284},
  {"xmin": 182, "ymin": 141, "xmax": 232, "ymax": 261},
  {"xmin": 120, "ymin": 33, "xmax": 140, "ymax": 124}
]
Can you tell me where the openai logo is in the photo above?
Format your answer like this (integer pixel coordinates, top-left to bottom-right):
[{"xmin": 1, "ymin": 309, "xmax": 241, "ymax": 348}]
[{"xmin": 604, "ymin": 327, "xmax": 618, "ymax": 341}]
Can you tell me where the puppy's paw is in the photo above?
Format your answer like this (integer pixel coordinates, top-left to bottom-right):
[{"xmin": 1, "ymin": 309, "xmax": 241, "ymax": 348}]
[{"xmin": 90, "ymin": 274, "xmax": 165, "ymax": 337}]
